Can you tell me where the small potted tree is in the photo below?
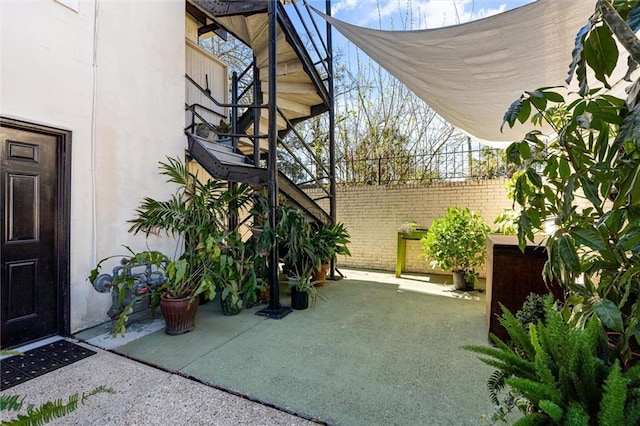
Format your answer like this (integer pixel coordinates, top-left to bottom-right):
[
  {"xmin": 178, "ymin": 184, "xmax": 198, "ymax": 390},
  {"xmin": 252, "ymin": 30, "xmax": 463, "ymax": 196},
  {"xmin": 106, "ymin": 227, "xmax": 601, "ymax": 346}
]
[{"xmin": 421, "ymin": 207, "xmax": 490, "ymax": 290}]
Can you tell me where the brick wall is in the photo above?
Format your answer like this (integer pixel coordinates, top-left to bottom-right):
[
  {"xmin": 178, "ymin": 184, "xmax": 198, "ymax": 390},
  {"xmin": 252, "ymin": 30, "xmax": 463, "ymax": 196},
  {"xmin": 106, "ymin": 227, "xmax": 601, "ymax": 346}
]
[{"xmin": 306, "ymin": 179, "xmax": 513, "ymax": 276}]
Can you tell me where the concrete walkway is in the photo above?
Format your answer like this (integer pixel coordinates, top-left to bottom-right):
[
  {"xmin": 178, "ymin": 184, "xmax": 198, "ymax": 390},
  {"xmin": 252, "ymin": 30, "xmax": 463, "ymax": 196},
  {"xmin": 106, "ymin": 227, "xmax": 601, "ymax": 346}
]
[
  {"xmin": 5, "ymin": 269, "xmax": 496, "ymax": 425},
  {"xmin": 3, "ymin": 344, "xmax": 315, "ymax": 425}
]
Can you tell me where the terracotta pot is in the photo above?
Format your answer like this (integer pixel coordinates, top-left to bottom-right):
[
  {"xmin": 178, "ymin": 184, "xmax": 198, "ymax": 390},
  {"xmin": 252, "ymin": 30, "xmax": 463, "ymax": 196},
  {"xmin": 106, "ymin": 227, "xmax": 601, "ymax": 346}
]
[
  {"xmin": 313, "ymin": 262, "xmax": 329, "ymax": 287},
  {"xmin": 160, "ymin": 296, "xmax": 198, "ymax": 335}
]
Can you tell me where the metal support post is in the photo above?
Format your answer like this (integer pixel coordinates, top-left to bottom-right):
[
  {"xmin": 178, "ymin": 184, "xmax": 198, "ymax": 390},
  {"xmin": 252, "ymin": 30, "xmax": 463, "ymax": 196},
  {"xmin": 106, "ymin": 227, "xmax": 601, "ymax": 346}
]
[
  {"xmin": 231, "ymin": 72, "xmax": 239, "ymax": 151},
  {"xmin": 257, "ymin": 0, "xmax": 292, "ymax": 319},
  {"xmin": 253, "ymin": 66, "xmax": 261, "ymax": 165},
  {"xmin": 326, "ymin": 0, "xmax": 338, "ymax": 279}
]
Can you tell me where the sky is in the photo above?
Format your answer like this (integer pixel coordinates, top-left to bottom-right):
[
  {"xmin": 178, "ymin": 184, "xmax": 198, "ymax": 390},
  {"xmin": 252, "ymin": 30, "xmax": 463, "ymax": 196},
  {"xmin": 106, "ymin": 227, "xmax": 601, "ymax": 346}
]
[
  {"xmin": 300, "ymin": 0, "xmax": 537, "ymax": 82},
  {"xmin": 308, "ymin": 0, "xmax": 535, "ymax": 30},
  {"xmin": 295, "ymin": 0, "xmax": 539, "ymax": 146}
]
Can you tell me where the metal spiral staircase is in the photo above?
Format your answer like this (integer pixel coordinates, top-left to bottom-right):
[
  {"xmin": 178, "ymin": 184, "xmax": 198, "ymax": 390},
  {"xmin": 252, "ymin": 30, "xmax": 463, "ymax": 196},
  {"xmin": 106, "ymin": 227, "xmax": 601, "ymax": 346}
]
[
  {"xmin": 185, "ymin": 0, "xmax": 334, "ymax": 226},
  {"xmin": 185, "ymin": 0, "xmax": 336, "ymax": 317}
]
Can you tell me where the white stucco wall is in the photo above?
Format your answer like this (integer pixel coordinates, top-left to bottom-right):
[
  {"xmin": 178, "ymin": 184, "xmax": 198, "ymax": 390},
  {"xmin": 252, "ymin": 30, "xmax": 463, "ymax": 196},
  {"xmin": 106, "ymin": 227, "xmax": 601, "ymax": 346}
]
[{"xmin": 1, "ymin": 0, "xmax": 186, "ymax": 332}]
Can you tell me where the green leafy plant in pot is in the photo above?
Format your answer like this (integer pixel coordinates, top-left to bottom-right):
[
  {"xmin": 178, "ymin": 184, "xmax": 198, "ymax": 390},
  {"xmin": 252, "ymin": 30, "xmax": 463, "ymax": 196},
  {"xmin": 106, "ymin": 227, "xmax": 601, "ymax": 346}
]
[
  {"xmin": 421, "ymin": 207, "xmax": 490, "ymax": 290},
  {"xmin": 311, "ymin": 222, "xmax": 351, "ymax": 286},
  {"xmin": 276, "ymin": 205, "xmax": 325, "ymax": 309},
  {"xmin": 125, "ymin": 156, "xmax": 235, "ymax": 333},
  {"xmin": 88, "ymin": 245, "xmax": 219, "ymax": 336},
  {"xmin": 465, "ymin": 297, "xmax": 640, "ymax": 425},
  {"xmin": 211, "ymin": 229, "xmax": 268, "ymax": 315}
]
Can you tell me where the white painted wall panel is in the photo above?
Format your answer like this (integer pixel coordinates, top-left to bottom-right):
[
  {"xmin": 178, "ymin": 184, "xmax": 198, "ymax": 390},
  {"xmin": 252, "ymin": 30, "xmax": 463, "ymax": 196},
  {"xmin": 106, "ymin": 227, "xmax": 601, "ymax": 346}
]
[
  {"xmin": 185, "ymin": 39, "xmax": 228, "ymax": 127},
  {"xmin": 2, "ymin": 0, "xmax": 187, "ymax": 332}
]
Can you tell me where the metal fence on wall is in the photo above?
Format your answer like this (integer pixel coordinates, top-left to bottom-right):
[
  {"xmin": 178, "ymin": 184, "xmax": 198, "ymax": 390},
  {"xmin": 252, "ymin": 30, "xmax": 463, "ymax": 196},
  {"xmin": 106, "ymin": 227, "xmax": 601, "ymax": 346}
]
[{"xmin": 334, "ymin": 147, "xmax": 509, "ymax": 185}]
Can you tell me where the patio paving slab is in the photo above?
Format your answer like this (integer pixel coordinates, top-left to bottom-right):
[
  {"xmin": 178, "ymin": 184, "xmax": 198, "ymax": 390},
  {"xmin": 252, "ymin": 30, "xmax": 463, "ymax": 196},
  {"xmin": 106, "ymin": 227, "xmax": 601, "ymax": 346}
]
[{"xmin": 104, "ymin": 271, "xmax": 497, "ymax": 425}]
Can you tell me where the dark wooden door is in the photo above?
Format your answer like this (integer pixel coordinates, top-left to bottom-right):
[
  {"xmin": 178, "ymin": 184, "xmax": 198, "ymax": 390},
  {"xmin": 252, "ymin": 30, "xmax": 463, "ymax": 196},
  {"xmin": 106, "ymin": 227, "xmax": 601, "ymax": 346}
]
[{"xmin": 1, "ymin": 126, "xmax": 59, "ymax": 348}]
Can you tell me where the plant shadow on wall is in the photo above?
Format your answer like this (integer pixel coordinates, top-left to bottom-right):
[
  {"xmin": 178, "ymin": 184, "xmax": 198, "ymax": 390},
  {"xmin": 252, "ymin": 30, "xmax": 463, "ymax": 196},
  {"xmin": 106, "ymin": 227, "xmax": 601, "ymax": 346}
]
[
  {"xmin": 466, "ymin": 1, "xmax": 640, "ymax": 424},
  {"xmin": 89, "ymin": 156, "xmax": 267, "ymax": 335},
  {"xmin": 420, "ymin": 207, "xmax": 490, "ymax": 291}
]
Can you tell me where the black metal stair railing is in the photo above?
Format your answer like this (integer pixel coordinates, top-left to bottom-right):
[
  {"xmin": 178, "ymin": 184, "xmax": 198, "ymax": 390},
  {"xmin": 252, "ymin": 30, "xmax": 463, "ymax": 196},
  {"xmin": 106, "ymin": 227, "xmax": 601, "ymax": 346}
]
[
  {"xmin": 295, "ymin": 0, "xmax": 331, "ymax": 81},
  {"xmin": 185, "ymin": 72, "xmax": 266, "ymax": 155},
  {"xmin": 276, "ymin": 106, "xmax": 331, "ymax": 199},
  {"xmin": 189, "ymin": 0, "xmax": 337, "ymax": 317},
  {"xmin": 184, "ymin": 0, "xmax": 335, "ymax": 230},
  {"xmin": 184, "ymin": 74, "xmax": 331, "ymax": 225}
]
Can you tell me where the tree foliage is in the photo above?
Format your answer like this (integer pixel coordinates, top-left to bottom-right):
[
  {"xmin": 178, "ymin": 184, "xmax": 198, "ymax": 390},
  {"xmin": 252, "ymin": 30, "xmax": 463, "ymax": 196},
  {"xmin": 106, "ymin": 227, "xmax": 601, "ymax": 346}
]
[
  {"xmin": 335, "ymin": 46, "xmax": 458, "ymax": 184},
  {"xmin": 503, "ymin": 0, "xmax": 640, "ymax": 365}
]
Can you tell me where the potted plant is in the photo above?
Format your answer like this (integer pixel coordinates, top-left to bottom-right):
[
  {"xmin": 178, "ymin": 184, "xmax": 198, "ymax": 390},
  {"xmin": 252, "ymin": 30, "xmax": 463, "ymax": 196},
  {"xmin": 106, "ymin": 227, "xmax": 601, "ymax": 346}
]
[
  {"xmin": 276, "ymin": 205, "xmax": 324, "ymax": 310},
  {"xmin": 210, "ymin": 229, "xmax": 268, "ymax": 315},
  {"xmin": 88, "ymin": 245, "xmax": 219, "ymax": 336},
  {"xmin": 464, "ymin": 299, "xmax": 640, "ymax": 424},
  {"xmin": 156, "ymin": 245, "xmax": 218, "ymax": 335},
  {"xmin": 311, "ymin": 222, "xmax": 351, "ymax": 286},
  {"xmin": 125, "ymin": 156, "xmax": 253, "ymax": 332},
  {"xmin": 194, "ymin": 118, "xmax": 231, "ymax": 141},
  {"xmin": 421, "ymin": 207, "xmax": 490, "ymax": 290}
]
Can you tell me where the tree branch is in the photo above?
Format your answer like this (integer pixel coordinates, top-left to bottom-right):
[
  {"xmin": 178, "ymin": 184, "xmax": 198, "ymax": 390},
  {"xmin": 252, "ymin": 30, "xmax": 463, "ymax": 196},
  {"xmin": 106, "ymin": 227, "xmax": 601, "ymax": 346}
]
[{"xmin": 599, "ymin": 0, "xmax": 640, "ymax": 64}]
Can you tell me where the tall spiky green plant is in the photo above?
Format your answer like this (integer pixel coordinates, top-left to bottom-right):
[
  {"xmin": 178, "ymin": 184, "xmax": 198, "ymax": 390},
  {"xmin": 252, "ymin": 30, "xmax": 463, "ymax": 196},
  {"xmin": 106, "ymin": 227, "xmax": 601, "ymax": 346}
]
[{"xmin": 465, "ymin": 300, "xmax": 640, "ymax": 425}]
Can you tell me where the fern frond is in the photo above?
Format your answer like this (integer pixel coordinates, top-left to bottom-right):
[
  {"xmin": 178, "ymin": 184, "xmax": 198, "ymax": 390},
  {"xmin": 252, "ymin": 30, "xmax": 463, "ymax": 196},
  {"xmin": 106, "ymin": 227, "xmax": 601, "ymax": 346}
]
[
  {"xmin": 506, "ymin": 377, "xmax": 562, "ymax": 406},
  {"xmin": 82, "ymin": 385, "xmax": 115, "ymax": 401},
  {"xmin": 624, "ymin": 388, "xmax": 640, "ymax": 425},
  {"xmin": 487, "ymin": 370, "xmax": 508, "ymax": 406},
  {"xmin": 512, "ymin": 412, "xmax": 548, "ymax": 425},
  {"xmin": 564, "ymin": 401, "xmax": 591, "ymax": 426},
  {"xmin": 538, "ymin": 399, "xmax": 563, "ymax": 421},
  {"xmin": 464, "ymin": 345, "xmax": 537, "ymax": 379},
  {"xmin": 567, "ymin": 323, "xmax": 606, "ymax": 409},
  {"xmin": 1, "ymin": 386, "xmax": 113, "ymax": 426},
  {"xmin": 5, "ymin": 396, "xmax": 80, "ymax": 426},
  {"xmin": 498, "ymin": 304, "xmax": 535, "ymax": 359},
  {"xmin": 534, "ymin": 301, "xmax": 568, "ymax": 373},
  {"xmin": 530, "ymin": 327, "xmax": 560, "ymax": 400},
  {"xmin": 624, "ymin": 362, "xmax": 640, "ymax": 382},
  {"xmin": 598, "ymin": 359, "xmax": 630, "ymax": 426},
  {"xmin": 0, "ymin": 394, "xmax": 25, "ymax": 412}
]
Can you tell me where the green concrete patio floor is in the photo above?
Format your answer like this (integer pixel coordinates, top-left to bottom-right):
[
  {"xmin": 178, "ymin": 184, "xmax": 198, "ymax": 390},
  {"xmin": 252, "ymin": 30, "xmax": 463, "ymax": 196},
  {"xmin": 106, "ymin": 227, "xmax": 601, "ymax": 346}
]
[{"xmin": 77, "ymin": 270, "xmax": 497, "ymax": 425}]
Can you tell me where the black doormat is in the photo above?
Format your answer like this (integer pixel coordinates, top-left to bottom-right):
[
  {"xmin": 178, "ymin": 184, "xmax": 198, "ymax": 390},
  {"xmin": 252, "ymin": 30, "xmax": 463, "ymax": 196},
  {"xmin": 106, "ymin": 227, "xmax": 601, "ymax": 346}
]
[{"xmin": 1, "ymin": 340, "xmax": 96, "ymax": 391}]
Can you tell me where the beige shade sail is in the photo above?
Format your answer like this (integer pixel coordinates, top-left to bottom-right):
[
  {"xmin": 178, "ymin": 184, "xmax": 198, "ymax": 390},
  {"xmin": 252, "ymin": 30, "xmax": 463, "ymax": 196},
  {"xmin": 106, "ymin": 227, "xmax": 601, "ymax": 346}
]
[{"xmin": 316, "ymin": 0, "xmax": 611, "ymax": 147}]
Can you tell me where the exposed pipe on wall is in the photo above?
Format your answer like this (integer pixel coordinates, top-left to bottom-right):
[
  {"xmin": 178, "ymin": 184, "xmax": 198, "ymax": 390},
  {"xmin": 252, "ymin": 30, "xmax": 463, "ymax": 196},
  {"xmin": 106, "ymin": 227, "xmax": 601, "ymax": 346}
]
[{"xmin": 90, "ymin": 0, "xmax": 100, "ymax": 265}]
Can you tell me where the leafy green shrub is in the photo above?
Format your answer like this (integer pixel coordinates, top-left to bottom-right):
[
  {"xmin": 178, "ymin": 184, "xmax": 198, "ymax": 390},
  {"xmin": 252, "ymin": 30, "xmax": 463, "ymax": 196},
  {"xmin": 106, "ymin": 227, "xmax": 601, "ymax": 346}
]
[
  {"xmin": 502, "ymin": 0, "xmax": 640, "ymax": 366},
  {"xmin": 421, "ymin": 207, "xmax": 490, "ymax": 283},
  {"xmin": 465, "ymin": 301, "xmax": 640, "ymax": 425},
  {"xmin": 515, "ymin": 293, "xmax": 550, "ymax": 333}
]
